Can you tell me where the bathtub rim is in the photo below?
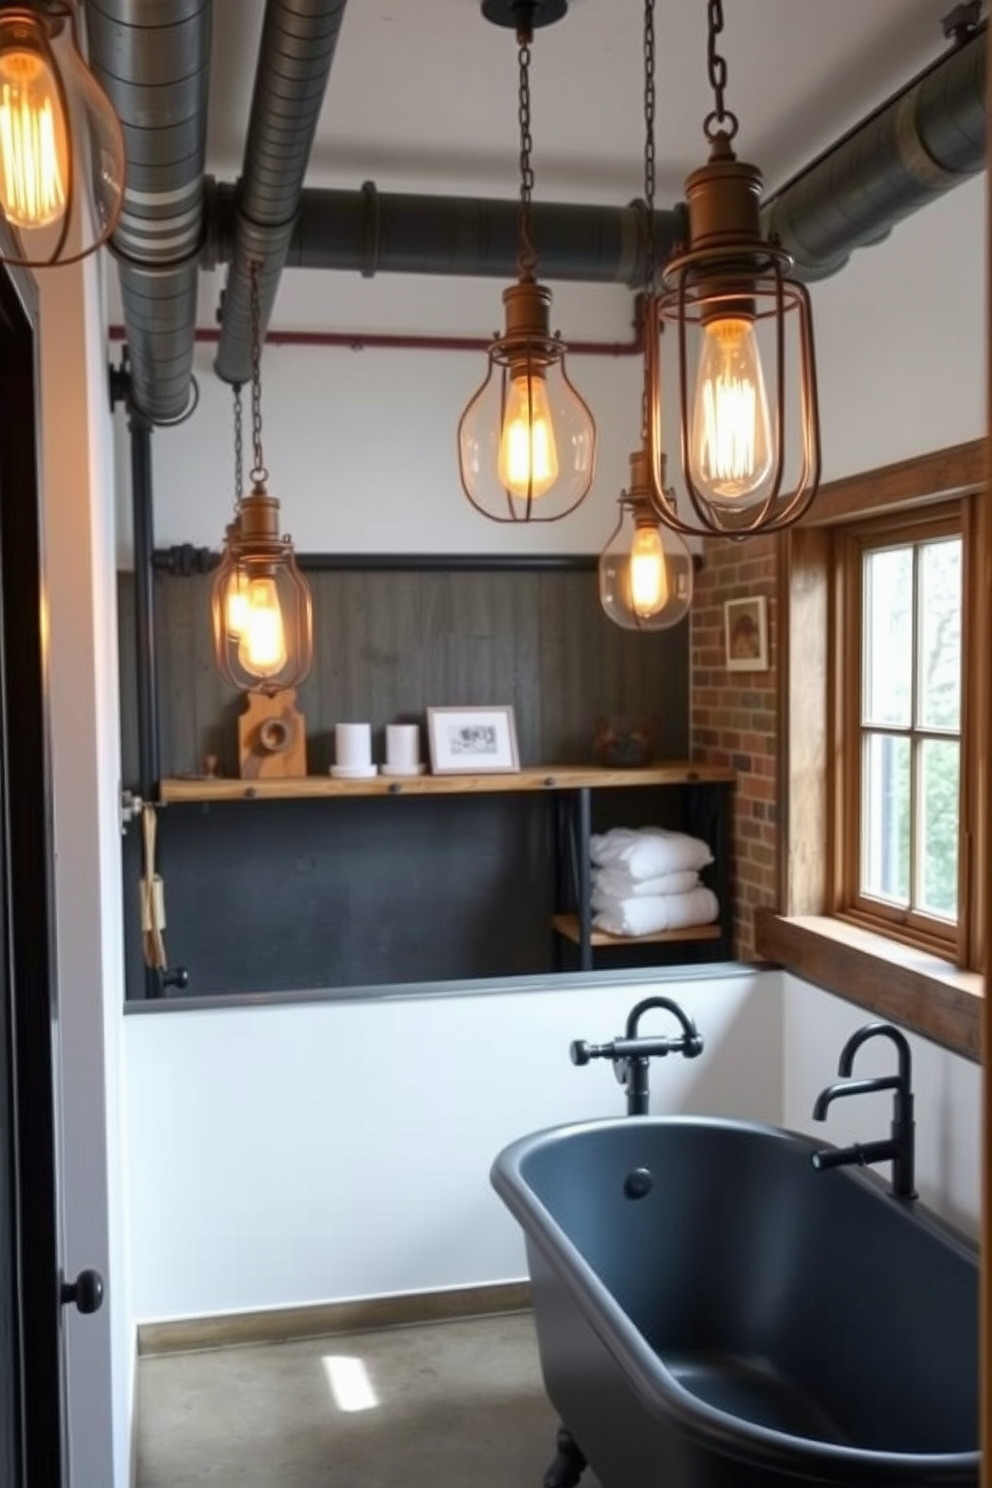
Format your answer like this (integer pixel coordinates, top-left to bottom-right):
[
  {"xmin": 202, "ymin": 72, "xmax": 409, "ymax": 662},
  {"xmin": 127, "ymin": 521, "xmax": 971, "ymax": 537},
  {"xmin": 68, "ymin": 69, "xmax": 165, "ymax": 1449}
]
[{"xmin": 491, "ymin": 1114, "xmax": 979, "ymax": 1484}]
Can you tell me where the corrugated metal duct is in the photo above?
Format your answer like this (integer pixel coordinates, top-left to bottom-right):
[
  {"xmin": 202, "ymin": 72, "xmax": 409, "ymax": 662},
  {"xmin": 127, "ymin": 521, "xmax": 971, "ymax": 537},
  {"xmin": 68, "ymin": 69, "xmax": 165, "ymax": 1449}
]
[
  {"xmin": 763, "ymin": 20, "xmax": 986, "ymax": 279},
  {"xmin": 86, "ymin": 0, "xmax": 211, "ymax": 424},
  {"xmin": 212, "ymin": 0, "xmax": 349, "ymax": 387}
]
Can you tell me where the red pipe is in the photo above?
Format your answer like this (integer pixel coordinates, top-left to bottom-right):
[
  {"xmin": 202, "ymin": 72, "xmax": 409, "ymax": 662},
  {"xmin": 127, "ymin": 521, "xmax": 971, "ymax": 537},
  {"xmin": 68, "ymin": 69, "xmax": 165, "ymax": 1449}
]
[{"xmin": 107, "ymin": 321, "xmax": 643, "ymax": 359}]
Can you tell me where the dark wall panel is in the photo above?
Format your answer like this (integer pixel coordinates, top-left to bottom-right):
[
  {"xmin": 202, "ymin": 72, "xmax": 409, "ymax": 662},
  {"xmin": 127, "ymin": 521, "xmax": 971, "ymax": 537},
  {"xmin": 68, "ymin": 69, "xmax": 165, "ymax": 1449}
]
[
  {"xmin": 119, "ymin": 562, "xmax": 694, "ymax": 998},
  {"xmin": 119, "ymin": 564, "xmax": 690, "ymax": 781}
]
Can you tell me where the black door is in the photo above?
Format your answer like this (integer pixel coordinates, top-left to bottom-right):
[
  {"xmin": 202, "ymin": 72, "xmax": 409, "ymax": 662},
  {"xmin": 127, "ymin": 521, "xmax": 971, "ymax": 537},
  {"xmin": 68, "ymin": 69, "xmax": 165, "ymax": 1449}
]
[{"xmin": 0, "ymin": 259, "xmax": 97, "ymax": 1484}]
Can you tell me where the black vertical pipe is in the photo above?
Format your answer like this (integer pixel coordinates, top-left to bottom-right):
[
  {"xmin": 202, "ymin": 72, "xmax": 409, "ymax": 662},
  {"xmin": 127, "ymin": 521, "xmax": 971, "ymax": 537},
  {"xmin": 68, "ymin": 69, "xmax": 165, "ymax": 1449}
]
[
  {"xmin": 129, "ymin": 410, "xmax": 160, "ymax": 799},
  {"xmin": 577, "ymin": 788, "xmax": 592, "ymax": 973},
  {"xmin": 128, "ymin": 409, "xmax": 163, "ymax": 1000}
]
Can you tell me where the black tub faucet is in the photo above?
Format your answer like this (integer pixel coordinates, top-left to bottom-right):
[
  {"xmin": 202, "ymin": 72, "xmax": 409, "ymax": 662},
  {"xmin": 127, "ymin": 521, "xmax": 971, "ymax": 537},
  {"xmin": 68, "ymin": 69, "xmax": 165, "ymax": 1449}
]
[
  {"xmin": 570, "ymin": 996, "xmax": 704, "ymax": 1117},
  {"xmin": 811, "ymin": 1022, "xmax": 916, "ymax": 1200}
]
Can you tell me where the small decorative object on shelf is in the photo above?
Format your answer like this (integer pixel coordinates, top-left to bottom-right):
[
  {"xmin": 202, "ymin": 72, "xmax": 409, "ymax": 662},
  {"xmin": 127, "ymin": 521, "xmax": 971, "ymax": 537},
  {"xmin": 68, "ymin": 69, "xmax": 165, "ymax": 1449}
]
[
  {"xmin": 238, "ymin": 687, "xmax": 307, "ymax": 779},
  {"xmin": 427, "ymin": 705, "xmax": 520, "ymax": 775},
  {"xmin": 593, "ymin": 715, "xmax": 658, "ymax": 769}
]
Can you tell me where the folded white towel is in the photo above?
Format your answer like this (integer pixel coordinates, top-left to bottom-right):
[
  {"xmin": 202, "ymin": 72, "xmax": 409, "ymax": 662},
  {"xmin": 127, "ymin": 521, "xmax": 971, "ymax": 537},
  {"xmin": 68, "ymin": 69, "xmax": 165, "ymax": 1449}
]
[
  {"xmin": 593, "ymin": 885, "xmax": 719, "ymax": 938},
  {"xmin": 589, "ymin": 827, "xmax": 714, "ymax": 879},
  {"xmin": 592, "ymin": 866, "xmax": 701, "ymax": 902}
]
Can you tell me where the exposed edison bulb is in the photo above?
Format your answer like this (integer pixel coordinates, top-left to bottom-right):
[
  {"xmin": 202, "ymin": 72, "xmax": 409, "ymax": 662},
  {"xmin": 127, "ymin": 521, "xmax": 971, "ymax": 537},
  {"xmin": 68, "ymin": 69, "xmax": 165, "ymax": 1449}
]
[
  {"xmin": 0, "ymin": 40, "xmax": 68, "ymax": 229},
  {"xmin": 238, "ymin": 578, "xmax": 287, "ymax": 679},
  {"xmin": 225, "ymin": 567, "xmax": 249, "ymax": 639},
  {"xmin": 690, "ymin": 317, "xmax": 773, "ymax": 508},
  {"xmin": 629, "ymin": 525, "xmax": 670, "ymax": 618},
  {"xmin": 498, "ymin": 372, "xmax": 559, "ymax": 499}
]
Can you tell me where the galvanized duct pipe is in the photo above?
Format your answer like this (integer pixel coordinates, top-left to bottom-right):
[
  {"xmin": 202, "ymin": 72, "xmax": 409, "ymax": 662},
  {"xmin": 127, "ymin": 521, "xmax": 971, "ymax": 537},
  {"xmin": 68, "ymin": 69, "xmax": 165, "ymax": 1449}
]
[
  {"xmin": 203, "ymin": 179, "xmax": 682, "ymax": 290},
  {"xmin": 213, "ymin": 0, "xmax": 349, "ymax": 386},
  {"xmin": 763, "ymin": 21, "xmax": 986, "ymax": 280},
  {"xmin": 86, "ymin": 0, "xmax": 211, "ymax": 424}
]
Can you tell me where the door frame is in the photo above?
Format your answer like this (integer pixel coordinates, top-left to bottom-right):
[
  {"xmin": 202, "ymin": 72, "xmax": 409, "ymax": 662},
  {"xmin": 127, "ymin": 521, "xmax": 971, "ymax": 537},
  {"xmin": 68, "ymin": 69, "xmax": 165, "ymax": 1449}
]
[{"xmin": 0, "ymin": 252, "xmax": 68, "ymax": 1486}]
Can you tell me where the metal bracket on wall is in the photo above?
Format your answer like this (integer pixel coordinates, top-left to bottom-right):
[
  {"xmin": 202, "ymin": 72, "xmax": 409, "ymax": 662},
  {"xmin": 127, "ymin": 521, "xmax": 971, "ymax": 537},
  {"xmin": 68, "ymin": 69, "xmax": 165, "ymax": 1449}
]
[{"xmin": 119, "ymin": 788, "xmax": 144, "ymax": 836}]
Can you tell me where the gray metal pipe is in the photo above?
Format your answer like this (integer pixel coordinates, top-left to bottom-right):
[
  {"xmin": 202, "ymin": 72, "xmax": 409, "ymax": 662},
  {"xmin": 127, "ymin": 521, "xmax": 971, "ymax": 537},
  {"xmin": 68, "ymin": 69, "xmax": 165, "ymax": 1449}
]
[
  {"xmin": 763, "ymin": 22, "xmax": 986, "ymax": 280},
  {"xmin": 213, "ymin": 0, "xmax": 349, "ymax": 387},
  {"xmin": 203, "ymin": 179, "xmax": 683, "ymax": 289},
  {"xmin": 86, "ymin": 0, "xmax": 212, "ymax": 424}
]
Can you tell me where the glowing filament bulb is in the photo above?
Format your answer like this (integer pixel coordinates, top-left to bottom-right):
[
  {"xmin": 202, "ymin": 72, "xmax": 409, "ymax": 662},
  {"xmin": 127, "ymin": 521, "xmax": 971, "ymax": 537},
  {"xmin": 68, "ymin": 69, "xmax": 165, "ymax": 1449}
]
[
  {"xmin": 238, "ymin": 578, "xmax": 287, "ymax": 679},
  {"xmin": 629, "ymin": 525, "xmax": 670, "ymax": 618},
  {"xmin": 225, "ymin": 567, "xmax": 249, "ymax": 639},
  {"xmin": 0, "ymin": 45, "xmax": 67, "ymax": 229},
  {"xmin": 498, "ymin": 373, "xmax": 559, "ymax": 499},
  {"xmin": 690, "ymin": 317, "xmax": 773, "ymax": 508}
]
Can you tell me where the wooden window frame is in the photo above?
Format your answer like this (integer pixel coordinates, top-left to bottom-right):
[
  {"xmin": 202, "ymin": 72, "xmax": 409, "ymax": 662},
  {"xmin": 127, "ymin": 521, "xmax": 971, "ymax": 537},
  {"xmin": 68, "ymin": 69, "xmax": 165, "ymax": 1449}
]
[
  {"xmin": 757, "ymin": 438, "xmax": 986, "ymax": 1060},
  {"xmin": 833, "ymin": 504, "xmax": 964, "ymax": 960}
]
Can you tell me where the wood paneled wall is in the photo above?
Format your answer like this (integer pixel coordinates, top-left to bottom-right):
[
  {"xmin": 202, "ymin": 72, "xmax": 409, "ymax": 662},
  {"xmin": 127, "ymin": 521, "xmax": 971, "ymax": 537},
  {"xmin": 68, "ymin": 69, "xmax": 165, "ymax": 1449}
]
[{"xmin": 119, "ymin": 563, "xmax": 690, "ymax": 782}]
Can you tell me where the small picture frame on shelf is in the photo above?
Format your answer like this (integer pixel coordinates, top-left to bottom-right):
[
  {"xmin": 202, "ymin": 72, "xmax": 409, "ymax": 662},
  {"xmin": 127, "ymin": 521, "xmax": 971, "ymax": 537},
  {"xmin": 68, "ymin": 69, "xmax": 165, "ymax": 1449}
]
[
  {"xmin": 724, "ymin": 596, "xmax": 769, "ymax": 672},
  {"xmin": 427, "ymin": 705, "xmax": 520, "ymax": 775}
]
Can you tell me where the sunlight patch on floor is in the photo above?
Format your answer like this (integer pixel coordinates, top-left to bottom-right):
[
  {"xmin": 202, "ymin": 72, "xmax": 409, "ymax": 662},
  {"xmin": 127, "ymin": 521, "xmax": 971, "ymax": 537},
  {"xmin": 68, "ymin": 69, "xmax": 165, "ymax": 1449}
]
[{"xmin": 320, "ymin": 1352, "xmax": 380, "ymax": 1412}]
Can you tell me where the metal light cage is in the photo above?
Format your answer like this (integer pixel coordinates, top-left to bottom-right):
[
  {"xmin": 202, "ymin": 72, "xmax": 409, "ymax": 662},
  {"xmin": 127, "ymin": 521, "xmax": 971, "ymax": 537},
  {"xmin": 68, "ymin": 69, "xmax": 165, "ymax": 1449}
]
[
  {"xmin": 210, "ymin": 485, "xmax": 313, "ymax": 697},
  {"xmin": 458, "ymin": 283, "xmax": 596, "ymax": 523},
  {"xmin": 0, "ymin": 1, "xmax": 125, "ymax": 266},
  {"xmin": 646, "ymin": 246, "xmax": 821, "ymax": 537},
  {"xmin": 599, "ymin": 451, "xmax": 693, "ymax": 632}
]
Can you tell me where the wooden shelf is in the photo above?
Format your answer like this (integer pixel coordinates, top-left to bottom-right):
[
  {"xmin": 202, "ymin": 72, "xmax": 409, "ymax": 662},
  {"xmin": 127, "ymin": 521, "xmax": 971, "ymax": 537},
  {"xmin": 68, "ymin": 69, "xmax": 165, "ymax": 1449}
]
[
  {"xmin": 552, "ymin": 913, "xmax": 722, "ymax": 949},
  {"xmin": 159, "ymin": 763, "xmax": 736, "ymax": 804}
]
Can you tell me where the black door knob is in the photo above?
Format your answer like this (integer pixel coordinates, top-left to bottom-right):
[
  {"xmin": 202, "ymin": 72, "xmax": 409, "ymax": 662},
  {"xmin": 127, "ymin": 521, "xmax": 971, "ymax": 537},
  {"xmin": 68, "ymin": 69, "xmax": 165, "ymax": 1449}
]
[{"xmin": 60, "ymin": 1268, "xmax": 105, "ymax": 1315}]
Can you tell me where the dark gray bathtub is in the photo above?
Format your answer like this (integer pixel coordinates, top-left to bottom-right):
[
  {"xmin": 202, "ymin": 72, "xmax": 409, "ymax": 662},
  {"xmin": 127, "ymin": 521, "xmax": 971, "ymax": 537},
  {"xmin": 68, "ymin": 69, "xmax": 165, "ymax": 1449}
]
[{"xmin": 491, "ymin": 1117, "xmax": 978, "ymax": 1488}]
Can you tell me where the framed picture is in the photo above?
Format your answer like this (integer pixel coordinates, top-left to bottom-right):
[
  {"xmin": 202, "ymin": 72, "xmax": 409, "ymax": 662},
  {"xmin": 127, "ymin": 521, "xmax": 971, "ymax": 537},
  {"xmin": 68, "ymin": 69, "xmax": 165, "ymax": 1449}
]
[
  {"xmin": 427, "ymin": 705, "xmax": 520, "ymax": 774},
  {"xmin": 724, "ymin": 596, "xmax": 769, "ymax": 672}
]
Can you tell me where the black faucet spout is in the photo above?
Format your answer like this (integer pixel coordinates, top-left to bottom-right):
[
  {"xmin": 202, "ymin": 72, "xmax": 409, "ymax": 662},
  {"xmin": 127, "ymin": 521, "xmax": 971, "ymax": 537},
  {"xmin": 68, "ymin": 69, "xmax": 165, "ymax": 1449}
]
[
  {"xmin": 624, "ymin": 996, "xmax": 704, "ymax": 1058},
  {"xmin": 570, "ymin": 996, "xmax": 704, "ymax": 1117},
  {"xmin": 838, "ymin": 1021, "xmax": 912, "ymax": 1086},
  {"xmin": 810, "ymin": 1022, "xmax": 916, "ymax": 1200}
]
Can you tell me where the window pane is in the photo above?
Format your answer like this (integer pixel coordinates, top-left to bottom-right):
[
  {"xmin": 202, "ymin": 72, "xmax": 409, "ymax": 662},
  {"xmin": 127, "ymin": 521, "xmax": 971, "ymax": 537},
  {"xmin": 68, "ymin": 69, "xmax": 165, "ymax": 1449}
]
[
  {"xmin": 861, "ymin": 732, "xmax": 910, "ymax": 906},
  {"xmin": 918, "ymin": 739, "xmax": 959, "ymax": 919},
  {"xmin": 863, "ymin": 547, "xmax": 912, "ymax": 726},
  {"xmin": 918, "ymin": 538, "xmax": 962, "ymax": 730}
]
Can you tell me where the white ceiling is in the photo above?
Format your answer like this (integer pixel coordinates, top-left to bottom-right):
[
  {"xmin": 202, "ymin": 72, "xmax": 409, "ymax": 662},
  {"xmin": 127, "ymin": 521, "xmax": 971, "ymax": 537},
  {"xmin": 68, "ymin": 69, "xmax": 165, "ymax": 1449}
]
[
  {"xmin": 206, "ymin": 0, "xmax": 960, "ymax": 202},
  {"xmin": 117, "ymin": 0, "xmax": 970, "ymax": 337}
]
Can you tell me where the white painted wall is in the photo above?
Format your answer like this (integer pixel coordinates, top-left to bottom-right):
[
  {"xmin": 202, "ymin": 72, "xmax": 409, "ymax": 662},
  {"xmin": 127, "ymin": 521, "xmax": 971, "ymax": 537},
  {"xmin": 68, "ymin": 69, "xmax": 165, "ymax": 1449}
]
[
  {"xmin": 38, "ymin": 259, "xmax": 132, "ymax": 1487},
  {"xmin": 115, "ymin": 276, "xmax": 643, "ymax": 565},
  {"xmin": 124, "ymin": 968, "xmax": 782, "ymax": 1321},
  {"xmin": 810, "ymin": 172, "xmax": 985, "ymax": 482},
  {"xmin": 781, "ymin": 975, "xmax": 982, "ymax": 1240}
]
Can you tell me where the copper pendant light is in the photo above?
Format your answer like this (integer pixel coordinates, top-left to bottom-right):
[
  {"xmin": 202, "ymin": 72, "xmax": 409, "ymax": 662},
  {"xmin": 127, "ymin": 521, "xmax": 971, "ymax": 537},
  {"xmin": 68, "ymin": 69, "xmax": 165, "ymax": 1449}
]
[
  {"xmin": 599, "ymin": 0, "xmax": 693, "ymax": 632},
  {"xmin": 211, "ymin": 260, "xmax": 313, "ymax": 696},
  {"xmin": 0, "ymin": 1, "xmax": 125, "ymax": 267},
  {"xmin": 457, "ymin": 0, "xmax": 596, "ymax": 523},
  {"xmin": 644, "ymin": 0, "xmax": 821, "ymax": 537}
]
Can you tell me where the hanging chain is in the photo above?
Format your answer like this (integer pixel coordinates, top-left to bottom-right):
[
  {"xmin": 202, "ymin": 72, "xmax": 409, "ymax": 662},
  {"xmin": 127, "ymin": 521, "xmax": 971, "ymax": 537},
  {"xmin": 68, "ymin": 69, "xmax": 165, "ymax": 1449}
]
[
  {"xmin": 703, "ymin": 0, "xmax": 738, "ymax": 143},
  {"xmin": 248, "ymin": 258, "xmax": 267, "ymax": 483},
  {"xmin": 516, "ymin": 22, "xmax": 537, "ymax": 280},
  {"xmin": 639, "ymin": 0, "xmax": 657, "ymax": 443},
  {"xmin": 232, "ymin": 382, "xmax": 244, "ymax": 510},
  {"xmin": 642, "ymin": 0, "xmax": 656, "ymax": 292}
]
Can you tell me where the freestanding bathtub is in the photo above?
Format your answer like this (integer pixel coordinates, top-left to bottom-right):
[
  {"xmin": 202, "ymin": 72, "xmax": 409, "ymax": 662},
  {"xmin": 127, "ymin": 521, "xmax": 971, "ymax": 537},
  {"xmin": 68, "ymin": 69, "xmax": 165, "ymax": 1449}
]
[{"xmin": 491, "ymin": 1117, "xmax": 978, "ymax": 1488}]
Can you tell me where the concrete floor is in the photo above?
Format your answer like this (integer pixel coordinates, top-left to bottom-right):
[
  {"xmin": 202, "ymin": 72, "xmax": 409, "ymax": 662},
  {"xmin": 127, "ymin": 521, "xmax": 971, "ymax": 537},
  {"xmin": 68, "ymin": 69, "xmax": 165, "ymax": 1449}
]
[{"xmin": 136, "ymin": 1311, "xmax": 600, "ymax": 1488}]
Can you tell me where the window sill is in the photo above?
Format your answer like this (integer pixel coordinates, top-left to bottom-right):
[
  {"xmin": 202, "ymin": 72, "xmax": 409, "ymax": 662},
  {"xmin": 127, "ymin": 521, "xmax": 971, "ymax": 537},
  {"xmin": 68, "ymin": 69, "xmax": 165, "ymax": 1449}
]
[{"xmin": 754, "ymin": 909, "xmax": 982, "ymax": 1062}]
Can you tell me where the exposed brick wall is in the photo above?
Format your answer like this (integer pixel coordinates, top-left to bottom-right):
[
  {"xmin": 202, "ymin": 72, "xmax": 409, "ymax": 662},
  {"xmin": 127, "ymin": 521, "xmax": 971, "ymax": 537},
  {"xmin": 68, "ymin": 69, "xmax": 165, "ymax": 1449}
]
[{"xmin": 691, "ymin": 536, "xmax": 778, "ymax": 961}]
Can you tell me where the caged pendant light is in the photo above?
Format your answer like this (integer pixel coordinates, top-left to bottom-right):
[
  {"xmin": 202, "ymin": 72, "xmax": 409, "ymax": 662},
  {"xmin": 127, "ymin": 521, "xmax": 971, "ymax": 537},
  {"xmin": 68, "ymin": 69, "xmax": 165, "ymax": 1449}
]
[
  {"xmin": 599, "ymin": 0, "xmax": 692, "ymax": 634},
  {"xmin": 457, "ymin": 0, "xmax": 596, "ymax": 523},
  {"xmin": 0, "ymin": 1, "xmax": 125, "ymax": 267},
  {"xmin": 211, "ymin": 260, "xmax": 313, "ymax": 696},
  {"xmin": 644, "ymin": 0, "xmax": 821, "ymax": 537}
]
